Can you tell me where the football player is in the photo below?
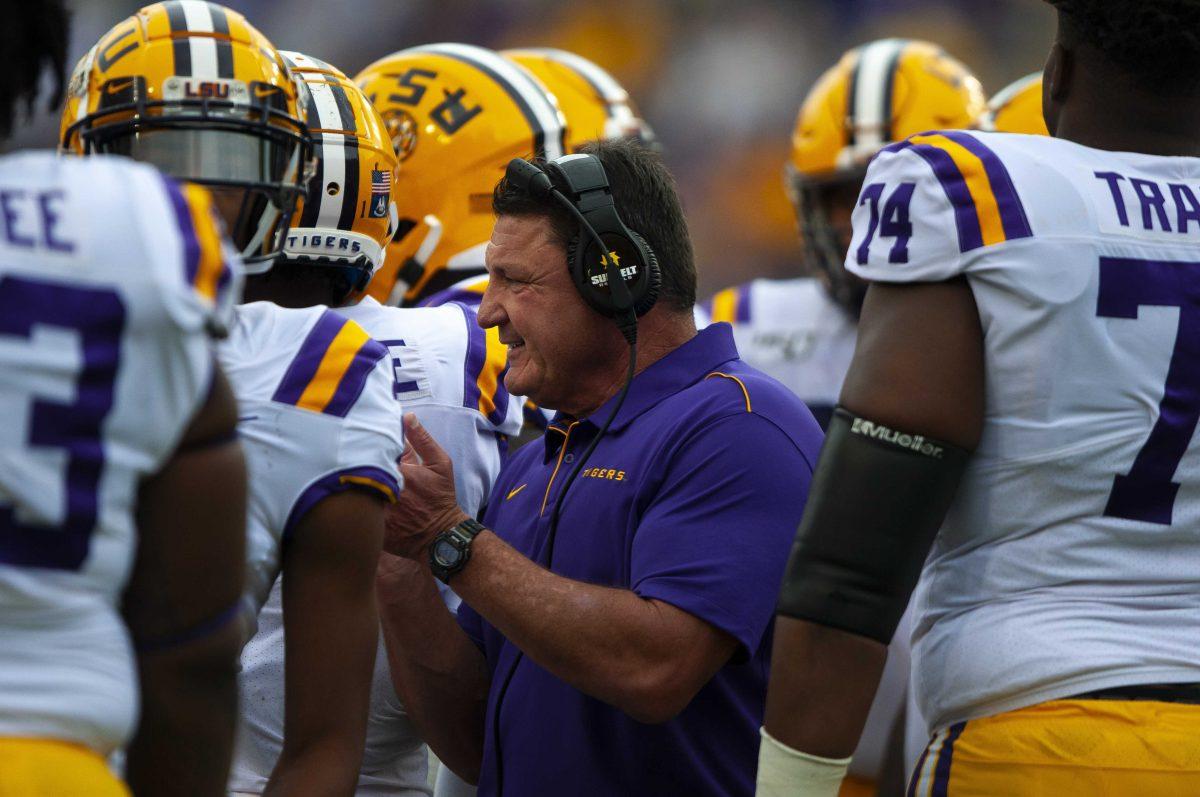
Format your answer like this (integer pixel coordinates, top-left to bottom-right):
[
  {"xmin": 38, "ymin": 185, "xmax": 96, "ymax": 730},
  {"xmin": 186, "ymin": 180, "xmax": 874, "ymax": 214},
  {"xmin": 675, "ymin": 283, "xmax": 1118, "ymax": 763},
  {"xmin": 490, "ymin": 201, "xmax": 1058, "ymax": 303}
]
[
  {"xmin": 701, "ymin": 39, "xmax": 985, "ymax": 797},
  {"xmin": 4, "ymin": 3, "xmax": 246, "ymax": 794},
  {"xmin": 977, "ymin": 72, "xmax": 1048, "ymax": 136},
  {"xmin": 762, "ymin": 2, "xmax": 1200, "ymax": 795},
  {"xmin": 63, "ymin": 4, "xmax": 404, "ymax": 794},
  {"xmin": 356, "ymin": 44, "xmax": 567, "ymax": 307},
  {"xmin": 228, "ymin": 50, "xmax": 521, "ymax": 797}
]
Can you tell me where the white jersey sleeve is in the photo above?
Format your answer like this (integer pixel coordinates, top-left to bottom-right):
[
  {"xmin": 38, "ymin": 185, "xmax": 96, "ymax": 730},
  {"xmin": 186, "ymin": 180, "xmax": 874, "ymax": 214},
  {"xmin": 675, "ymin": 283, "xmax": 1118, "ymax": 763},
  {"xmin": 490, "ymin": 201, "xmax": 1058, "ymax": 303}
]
[
  {"xmin": 845, "ymin": 130, "xmax": 1034, "ymax": 284},
  {"xmin": 218, "ymin": 303, "xmax": 403, "ymax": 615},
  {"xmin": 0, "ymin": 152, "xmax": 243, "ymax": 755}
]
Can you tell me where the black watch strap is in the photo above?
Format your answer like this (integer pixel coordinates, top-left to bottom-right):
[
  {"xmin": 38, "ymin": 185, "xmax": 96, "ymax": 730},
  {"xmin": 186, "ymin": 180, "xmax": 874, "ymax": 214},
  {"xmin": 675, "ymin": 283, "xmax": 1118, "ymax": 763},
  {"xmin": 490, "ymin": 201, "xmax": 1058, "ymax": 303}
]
[{"xmin": 429, "ymin": 518, "xmax": 485, "ymax": 583}]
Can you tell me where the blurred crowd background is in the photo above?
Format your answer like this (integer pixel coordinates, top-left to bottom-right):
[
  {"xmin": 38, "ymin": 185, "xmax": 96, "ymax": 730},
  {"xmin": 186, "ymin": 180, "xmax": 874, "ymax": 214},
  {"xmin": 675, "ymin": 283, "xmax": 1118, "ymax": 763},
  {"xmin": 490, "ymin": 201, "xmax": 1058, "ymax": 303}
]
[{"xmin": 8, "ymin": 0, "xmax": 1056, "ymax": 298}]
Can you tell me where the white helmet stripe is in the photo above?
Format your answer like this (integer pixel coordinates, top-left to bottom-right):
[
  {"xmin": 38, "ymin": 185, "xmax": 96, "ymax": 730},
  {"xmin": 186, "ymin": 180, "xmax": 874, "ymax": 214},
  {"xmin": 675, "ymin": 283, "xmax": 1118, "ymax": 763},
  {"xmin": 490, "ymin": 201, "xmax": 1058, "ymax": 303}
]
[
  {"xmin": 852, "ymin": 38, "xmax": 907, "ymax": 151},
  {"xmin": 179, "ymin": 1, "xmax": 219, "ymax": 79},
  {"xmin": 410, "ymin": 43, "xmax": 565, "ymax": 160},
  {"xmin": 308, "ymin": 83, "xmax": 351, "ymax": 229},
  {"xmin": 528, "ymin": 47, "xmax": 630, "ymax": 108}
]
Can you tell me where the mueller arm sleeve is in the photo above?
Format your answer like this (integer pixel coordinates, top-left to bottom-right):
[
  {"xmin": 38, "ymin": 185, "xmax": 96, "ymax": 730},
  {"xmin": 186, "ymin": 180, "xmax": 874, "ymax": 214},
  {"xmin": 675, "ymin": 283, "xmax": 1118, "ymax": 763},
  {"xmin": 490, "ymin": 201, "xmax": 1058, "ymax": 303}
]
[{"xmin": 776, "ymin": 407, "xmax": 970, "ymax": 644}]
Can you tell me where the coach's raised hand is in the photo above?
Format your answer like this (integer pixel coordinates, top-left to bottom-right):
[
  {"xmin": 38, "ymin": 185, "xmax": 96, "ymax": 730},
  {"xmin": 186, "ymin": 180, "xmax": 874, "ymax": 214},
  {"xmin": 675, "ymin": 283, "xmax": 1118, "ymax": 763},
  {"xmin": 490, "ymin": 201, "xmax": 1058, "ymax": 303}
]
[{"xmin": 386, "ymin": 414, "xmax": 470, "ymax": 560}]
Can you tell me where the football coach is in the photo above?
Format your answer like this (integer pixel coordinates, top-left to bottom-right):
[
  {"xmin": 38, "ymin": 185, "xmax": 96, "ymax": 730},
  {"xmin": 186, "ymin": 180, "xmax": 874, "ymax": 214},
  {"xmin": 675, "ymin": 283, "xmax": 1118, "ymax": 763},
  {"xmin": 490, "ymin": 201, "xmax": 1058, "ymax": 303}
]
[{"xmin": 376, "ymin": 139, "xmax": 824, "ymax": 797}]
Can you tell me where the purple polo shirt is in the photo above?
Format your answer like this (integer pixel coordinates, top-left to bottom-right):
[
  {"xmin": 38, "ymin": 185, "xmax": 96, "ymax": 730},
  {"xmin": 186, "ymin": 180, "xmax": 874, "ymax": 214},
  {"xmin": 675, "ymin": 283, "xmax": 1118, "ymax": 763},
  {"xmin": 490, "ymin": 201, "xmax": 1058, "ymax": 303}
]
[{"xmin": 457, "ymin": 323, "xmax": 823, "ymax": 797}]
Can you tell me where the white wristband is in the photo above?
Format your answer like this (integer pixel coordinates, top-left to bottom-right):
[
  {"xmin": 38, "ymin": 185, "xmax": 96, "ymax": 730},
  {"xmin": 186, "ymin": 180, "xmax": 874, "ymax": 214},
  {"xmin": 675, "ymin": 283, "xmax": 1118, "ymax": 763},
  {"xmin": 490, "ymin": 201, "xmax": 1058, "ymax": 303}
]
[{"xmin": 755, "ymin": 727, "xmax": 851, "ymax": 797}]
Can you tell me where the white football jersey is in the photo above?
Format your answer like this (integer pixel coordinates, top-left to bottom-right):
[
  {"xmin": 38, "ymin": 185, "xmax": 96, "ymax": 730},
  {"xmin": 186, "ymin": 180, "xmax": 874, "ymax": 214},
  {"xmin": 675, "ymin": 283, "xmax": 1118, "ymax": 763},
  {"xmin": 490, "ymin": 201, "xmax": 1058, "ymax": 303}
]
[
  {"xmin": 217, "ymin": 301, "xmax": 404, "ymax": 618},
  {"xmin": 848, "ymin": 130, "xmax": 1200, "ymax": 733},
  {"xmin": 698, "ymin": 277, "xmax": 856, "ymax": 427},
  {"xmin": 231, "ymin": 296, "xmax": 518, "ymax": 796},
  {"xmin": 0, "ymin": 152, "xmax": 240, "ymax": 754}
]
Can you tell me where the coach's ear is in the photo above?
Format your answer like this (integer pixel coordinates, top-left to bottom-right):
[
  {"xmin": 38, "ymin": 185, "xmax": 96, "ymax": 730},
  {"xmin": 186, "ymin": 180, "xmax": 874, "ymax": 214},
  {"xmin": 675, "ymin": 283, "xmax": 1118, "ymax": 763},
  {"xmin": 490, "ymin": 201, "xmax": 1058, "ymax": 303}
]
[{"xmin": 1042, "ymin": 42, "xmax": 1071, "ymax": 137}]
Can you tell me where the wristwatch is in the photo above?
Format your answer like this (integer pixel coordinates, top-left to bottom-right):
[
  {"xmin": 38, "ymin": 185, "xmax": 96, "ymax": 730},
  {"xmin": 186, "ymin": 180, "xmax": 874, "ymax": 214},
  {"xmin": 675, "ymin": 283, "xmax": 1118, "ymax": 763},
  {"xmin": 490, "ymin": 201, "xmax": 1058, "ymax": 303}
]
[{"xmin": 429, "ymin": 518, "xmax": 485, "ymax": 583}]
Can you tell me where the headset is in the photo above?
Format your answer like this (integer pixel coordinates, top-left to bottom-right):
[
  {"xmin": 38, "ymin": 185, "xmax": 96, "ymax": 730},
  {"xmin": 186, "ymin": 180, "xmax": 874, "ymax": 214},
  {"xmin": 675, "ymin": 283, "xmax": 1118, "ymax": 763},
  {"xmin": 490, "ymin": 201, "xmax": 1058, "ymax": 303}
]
[
  {"xmin": 505, "ymin": 154, "xmax": 660, "ymax": 344},
  {"xmin": 489, "ymin": 154, "xmax": 661, "ymax": 793}
]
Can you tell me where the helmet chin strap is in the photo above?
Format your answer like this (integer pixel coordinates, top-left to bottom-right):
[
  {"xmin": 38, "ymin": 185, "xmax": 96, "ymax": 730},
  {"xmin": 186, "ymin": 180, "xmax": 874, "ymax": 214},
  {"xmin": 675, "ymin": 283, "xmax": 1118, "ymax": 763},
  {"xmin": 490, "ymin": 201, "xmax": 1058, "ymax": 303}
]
[{"xmin": 386, "ymin": 213, "xmax": 442, "ymax": 306}]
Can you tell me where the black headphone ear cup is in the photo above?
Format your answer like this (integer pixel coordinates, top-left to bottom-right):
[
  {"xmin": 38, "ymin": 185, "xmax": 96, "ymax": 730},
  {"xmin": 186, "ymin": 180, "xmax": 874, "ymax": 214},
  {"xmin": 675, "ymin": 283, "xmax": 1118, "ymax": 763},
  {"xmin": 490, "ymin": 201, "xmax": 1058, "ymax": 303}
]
[
  {"xmin": 628, "ymin": 231, "xmax": 661, "ymax": 317},
  {"xmin": 565, "ymin": 233, "xmax": 597, "ymax": 307}
]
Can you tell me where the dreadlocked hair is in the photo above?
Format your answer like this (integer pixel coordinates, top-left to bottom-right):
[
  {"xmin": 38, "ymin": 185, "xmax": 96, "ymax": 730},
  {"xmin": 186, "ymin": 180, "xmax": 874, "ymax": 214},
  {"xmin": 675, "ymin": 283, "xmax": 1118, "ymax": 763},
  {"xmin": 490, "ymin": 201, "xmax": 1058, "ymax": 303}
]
[
  {"xmin": 0, "ymin": 2, "xmax": 70, "ymax": 140},
  {"xmin": 1046, "ymin": 0, "xmax": 1200, "ymax": 96}
]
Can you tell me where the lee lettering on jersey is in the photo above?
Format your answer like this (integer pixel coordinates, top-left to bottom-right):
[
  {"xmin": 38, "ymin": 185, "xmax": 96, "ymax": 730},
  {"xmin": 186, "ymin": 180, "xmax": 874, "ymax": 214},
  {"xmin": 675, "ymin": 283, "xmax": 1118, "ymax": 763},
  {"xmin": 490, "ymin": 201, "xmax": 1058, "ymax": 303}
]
[
  {"xmin": 1094, "ymin": 171, "xmax": 1200, "ymax": 238},
  {"xmin": 0, "ymin": 189, "xmax": 74, "ymax": 253}
]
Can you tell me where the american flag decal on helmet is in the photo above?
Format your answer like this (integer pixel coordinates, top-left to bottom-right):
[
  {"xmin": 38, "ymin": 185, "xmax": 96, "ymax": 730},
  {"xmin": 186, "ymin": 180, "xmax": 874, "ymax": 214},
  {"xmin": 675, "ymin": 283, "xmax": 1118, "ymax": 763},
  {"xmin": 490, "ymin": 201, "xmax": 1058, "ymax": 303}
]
[{"xmin": 369, "ymin": 169, "xmax": 391, "ymax": 218}]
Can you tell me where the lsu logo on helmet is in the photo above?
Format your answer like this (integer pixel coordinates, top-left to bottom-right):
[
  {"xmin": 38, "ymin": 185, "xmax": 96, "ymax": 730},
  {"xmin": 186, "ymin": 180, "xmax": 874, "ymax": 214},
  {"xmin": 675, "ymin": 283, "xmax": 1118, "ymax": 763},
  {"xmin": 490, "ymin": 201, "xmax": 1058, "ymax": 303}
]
[{"xmin": 355, "ymin": 43, "xmax": 566, "ymax": 306}]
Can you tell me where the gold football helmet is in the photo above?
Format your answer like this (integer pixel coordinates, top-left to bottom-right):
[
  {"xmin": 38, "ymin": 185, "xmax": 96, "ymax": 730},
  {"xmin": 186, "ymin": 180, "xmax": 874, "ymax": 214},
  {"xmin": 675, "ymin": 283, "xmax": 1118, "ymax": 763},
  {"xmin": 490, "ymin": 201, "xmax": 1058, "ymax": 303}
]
[
  {"xmin": 787, "ymin": 39, "xmax": 985, "ymax": 312},
  {"xmin": 503, "ymin": 48, "xmax": 656, "ymax": 151},
  {"xmin": 355, "ymin": 43, "xmax": 566, "ymax": 305},
  {"xmin": 277, "ymin": 50, "xmax": 398, "ymax": 301},
  {"xmin": 60, "ymin": 1, "xmax": 311, "ymax": 268},
  {"xmin": 977, "ymin": 72, "xmax": 1047, "ymax": 136}
]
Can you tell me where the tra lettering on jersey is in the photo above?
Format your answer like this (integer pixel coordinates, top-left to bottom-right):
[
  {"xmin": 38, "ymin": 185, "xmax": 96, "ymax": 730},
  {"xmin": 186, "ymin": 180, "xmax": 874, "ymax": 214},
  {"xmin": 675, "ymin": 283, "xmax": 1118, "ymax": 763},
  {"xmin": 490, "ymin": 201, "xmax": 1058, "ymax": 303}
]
[
  {"xmin": 0, "ymin": 152, "xmax": 242, "ymax": 755},
  {"xmin": 847, "ymin": 130, "xmax": 1200, "ymax": 735},
  {"xmin": 1093, "ymin": 171, "xmax": 1200, "ymax": 238}
]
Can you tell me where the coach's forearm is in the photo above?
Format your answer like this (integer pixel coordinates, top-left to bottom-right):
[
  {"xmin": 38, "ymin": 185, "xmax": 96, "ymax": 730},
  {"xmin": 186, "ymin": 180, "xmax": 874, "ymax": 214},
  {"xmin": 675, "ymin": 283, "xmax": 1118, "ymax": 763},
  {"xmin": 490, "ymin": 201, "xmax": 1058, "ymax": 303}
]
[
  {"xmin": 376, "ymin": 555, "xmax": 488, "ymax": 783},
  {"xmin": 451, "ymin": 531, "xmax": 712, "ymax": 723}
]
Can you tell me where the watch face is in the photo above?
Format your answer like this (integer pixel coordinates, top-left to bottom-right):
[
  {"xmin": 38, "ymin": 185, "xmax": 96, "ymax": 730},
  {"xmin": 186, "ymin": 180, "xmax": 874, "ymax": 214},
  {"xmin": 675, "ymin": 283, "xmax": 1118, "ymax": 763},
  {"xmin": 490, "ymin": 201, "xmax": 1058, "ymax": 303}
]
[{"xmin": 432, "ymin": 538, "xmax": 460, "ymax": 567}]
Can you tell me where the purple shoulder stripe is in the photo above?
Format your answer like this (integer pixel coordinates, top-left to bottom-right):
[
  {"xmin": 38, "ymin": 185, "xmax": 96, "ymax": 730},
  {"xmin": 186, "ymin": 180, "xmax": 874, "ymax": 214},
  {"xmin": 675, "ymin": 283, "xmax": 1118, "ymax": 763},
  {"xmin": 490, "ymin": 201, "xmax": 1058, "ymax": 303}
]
[
  {"xmin": 456, "ymin": 302, "xmax": 487, "ymax": 413},
  {"xmin": 887, "ymin": 139, "xmax": 985, "ymax": 253},
  {"xmin": 157, "ymin": 174, "xmax": 201, "ymax": 288},
  {"xmin": 271, "ymin": 310, "xmax": 348, "ymax": 406},
  {"xmin": 323, "ymin": 334, "xmax": 389, "ymax": 419},
  {"xmin": 735, "ymin": 282, "xmax": 752, "ymax": 324},
  {"xmin": 940, "ymin": 131, "xmax": 1033, "ymax": 241}
]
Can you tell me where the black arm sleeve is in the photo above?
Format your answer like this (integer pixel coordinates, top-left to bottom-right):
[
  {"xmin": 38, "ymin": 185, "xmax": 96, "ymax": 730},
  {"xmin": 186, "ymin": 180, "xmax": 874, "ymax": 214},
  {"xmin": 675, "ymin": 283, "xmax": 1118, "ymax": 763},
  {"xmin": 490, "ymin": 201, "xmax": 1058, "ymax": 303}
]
[{"xmin": 776, "ymin": 407, "xmax": 970, "ymax": 644}]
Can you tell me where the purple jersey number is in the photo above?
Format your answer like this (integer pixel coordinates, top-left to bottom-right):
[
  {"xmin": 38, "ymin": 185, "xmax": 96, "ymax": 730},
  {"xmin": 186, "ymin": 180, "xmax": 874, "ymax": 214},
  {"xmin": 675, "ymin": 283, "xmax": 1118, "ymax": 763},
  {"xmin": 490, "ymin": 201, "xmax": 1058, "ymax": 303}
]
[
  {"xmin": 856, "ymin": 182, "xmax": 915, "ymax": 265},
  {"xmin": 1097, "ymin": 256, "xmax": 1200, "ymax": 525},
  {"xmin": 0, "ymin": 276, "xmax": 125, "ymax": 570}
]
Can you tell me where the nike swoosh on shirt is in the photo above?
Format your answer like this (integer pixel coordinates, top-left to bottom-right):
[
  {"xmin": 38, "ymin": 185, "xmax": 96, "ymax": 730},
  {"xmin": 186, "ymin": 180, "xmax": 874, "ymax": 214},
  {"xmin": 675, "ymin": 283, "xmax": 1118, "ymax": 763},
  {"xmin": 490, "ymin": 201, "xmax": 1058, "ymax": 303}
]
[{"xmin": 506, "ymin": 484, "xmax": 527, "ymax": 501}]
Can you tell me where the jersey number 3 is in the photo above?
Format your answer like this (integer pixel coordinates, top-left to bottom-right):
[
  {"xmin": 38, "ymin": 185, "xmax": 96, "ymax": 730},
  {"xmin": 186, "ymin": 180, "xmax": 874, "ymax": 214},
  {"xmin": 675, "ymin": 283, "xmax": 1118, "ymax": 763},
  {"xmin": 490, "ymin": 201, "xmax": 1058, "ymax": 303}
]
[
  {"xmin": 1097, "ymin": 256, "xmax": 1200, "ymax": 525},
  {"xmin": 0, "ymin": 276, "xmax": 125, "ymax": 570}
]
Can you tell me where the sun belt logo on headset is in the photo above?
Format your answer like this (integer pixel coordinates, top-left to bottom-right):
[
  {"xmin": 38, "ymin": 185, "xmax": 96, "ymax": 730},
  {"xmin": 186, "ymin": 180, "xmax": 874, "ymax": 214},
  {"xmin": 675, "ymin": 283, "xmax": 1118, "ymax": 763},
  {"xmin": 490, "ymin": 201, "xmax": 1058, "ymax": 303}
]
[{"xmin": 589, "ymin": 249, "xmax": 639, "ymax": 287}]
